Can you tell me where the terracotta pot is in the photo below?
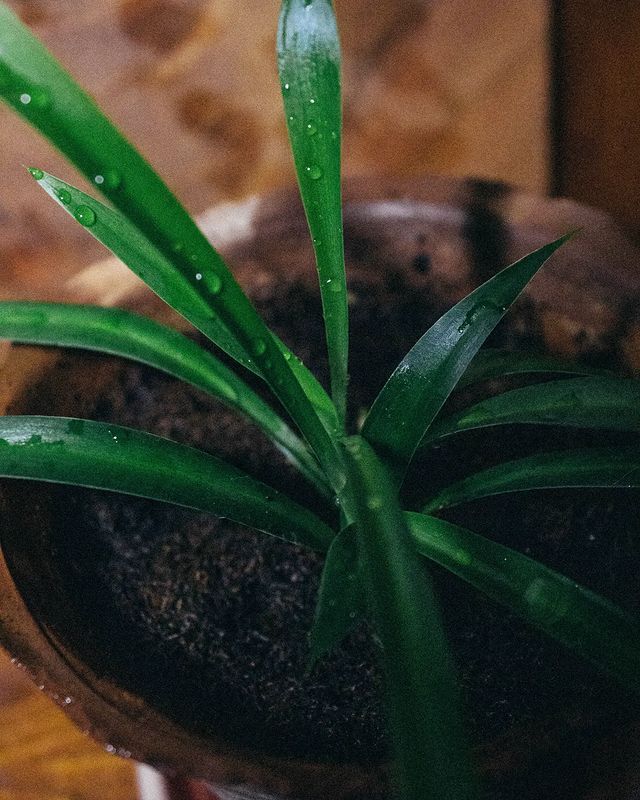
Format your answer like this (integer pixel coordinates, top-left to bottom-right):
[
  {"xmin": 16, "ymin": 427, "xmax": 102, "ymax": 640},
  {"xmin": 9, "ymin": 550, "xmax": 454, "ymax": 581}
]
[{"xmin": 0, "ymin": 175, "xmax": 639, "ymax": 800}]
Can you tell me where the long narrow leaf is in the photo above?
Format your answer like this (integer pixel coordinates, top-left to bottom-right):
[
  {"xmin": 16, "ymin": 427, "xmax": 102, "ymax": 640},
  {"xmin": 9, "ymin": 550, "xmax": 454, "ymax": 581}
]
[
  {"xmin": 0, "ymin": 7, "xmax": 342, "ymax": 489},
  {"xmin": 0, "ymin": 416, "xmax": 334, "ymax": 550},
  {"xmin": 458, "ymin": 348, "xmax": 609, "ymax": 390},
  {"xmin": 362, "ymin": 237, "xmax": 571, "ymax": 484},
  {"xmin": 407, "ymin": 513, "xmax": 640, "ymax": 694},
  {"xmin": 29, "ymin": 170, "xmax": 344, "ymax": 491},
  {"xmin": 0, "ymin": 301, "xmax": 330, "ymax": 497},
  {"xmin": 342, "ymin": 436, "xmax": 477, "ymax": 800},
  {"xmin": 308, "ymin": 524, "xmax": 364, "ymax": 667},
  {"xmin": 423, "ymin": 447, "xmax": 640, "ymax": 512},
  {"xmin": 424, "ymin": 376, "xmax": 640, "ymax": 445},
  {"xmin": 278, "ymin": 0, "xmax": 348, "ymax": 426}
]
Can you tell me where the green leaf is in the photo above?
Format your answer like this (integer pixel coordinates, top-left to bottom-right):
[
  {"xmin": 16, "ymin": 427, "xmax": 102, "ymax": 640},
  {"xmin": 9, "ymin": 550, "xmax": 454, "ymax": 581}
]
[
  {"xmin": 0, "ymin": 416, "xmax": 334, "ymax": 551},
  {"xmin": 308, "ymin": 524, "xmax": 364, "ymax": 667},
  {"xmin": 30, "ymin": 170, "xmax": 344, "ymax": 492},
  {"xmin": 342, "ymin": 436, "xmax": 477, "ymax": 800},
  {"xmin": 407, "ymin": 513, "xmax": 640, "ymax": 694},
  {"xmin": 457, "ymin": 348, "xmax": 610, "ymax": 390},
  {"xmin": 278, "ymin": 0, "xmax": 348, "ymax": 426},
  {"xmin": 362, "ymin": 236, "xmax": 571, "ymax": 484},
  {"xmin": 0, "ymin": 301, "xmax": 330, "ymax": 497},
  {"xmin": 424, "ymin": 376, "xmax": 640, "ymax": 445},
  {"xmin": 423, "ymin": 447, "xmax": 640, "ymax": 512},
  {"xmin": 0, "ymin": 6, "xmax": 342, "ymax": 488}
]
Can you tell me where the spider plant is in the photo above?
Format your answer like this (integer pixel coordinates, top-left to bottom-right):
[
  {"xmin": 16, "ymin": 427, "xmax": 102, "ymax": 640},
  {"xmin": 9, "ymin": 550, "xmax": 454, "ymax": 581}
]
[{"xmin": 1, "ymin": 2, "xmax": 640, "ymax": 799}]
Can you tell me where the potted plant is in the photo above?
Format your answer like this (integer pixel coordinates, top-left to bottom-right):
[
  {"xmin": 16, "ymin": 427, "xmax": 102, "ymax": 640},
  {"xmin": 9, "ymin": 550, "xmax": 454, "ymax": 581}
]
[{"xmin": 0, "ymin": 2, "xmax": 640, "ymax": 799}]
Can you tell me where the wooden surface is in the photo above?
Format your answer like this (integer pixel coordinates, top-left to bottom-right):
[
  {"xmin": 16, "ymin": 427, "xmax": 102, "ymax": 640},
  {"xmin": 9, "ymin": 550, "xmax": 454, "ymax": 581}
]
[
  {"xmin": 0, "ymin": 651, "xmax": 137, "ymax": 800},
  {"xmin": 553, "ymin": 0, "xmax": 640, "ymax": 233},
  {"xmin": 0, "ymin": 2, "xmax": 549, "ymax": 798},
  {"xmin": 0, "ymin": 0, "xmax": 549, "ymax": 299}
]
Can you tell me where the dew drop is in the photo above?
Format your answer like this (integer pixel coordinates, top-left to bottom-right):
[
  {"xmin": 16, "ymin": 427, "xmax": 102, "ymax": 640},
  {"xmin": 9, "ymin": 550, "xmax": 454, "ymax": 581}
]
[
  {"xmin": 74, "ymin": 205, "xmax": 97, "ymax": 227},
  {"xmin": 284, "ymin": 83, "xmax": 290, "ymax": 91},
  {"xmin": 306, "ymin": 164, "xmax": 323, "ymax": 180},
  {"xmin": 56, "ymin": 188, "xmax": 72, "ymax": 205},
  {"xmin": 252, "ymin": 338, "xmax": 267, "ymax": 357},
  {"xmin": 93, "ymin": 169, "xmax": 122, "ymax": 190},
  {"xmin": 195, "ymin": 273, "xmax": 203, "ymax": 281},
  {"xmin": 306, "ymin": 121, "xmax": 318, "ymax": 136},
  {"xmin": 525, "ymin": 578, "xmax": 568, "ymax": 623},
  {"xmin": 28, "ymin": 167, "xmax": 44, "ymax": 181},
  {"xmin": 330, "ymin": 131, "xmax": 338, "ymax": 140},
  {"xmin": 204, "ymin": 272, "xmax": 223, "ymax": 296},
  {"xmin": 309, "ymin": 98, "xmax": 316, "ymax": 104},
  {"xmin": 283, "ymin": 351, "xmax": 292, "ymax": 361},
  {"xmin": 19, "ymin": 92, "xmax": 32, "ymax": 105}
]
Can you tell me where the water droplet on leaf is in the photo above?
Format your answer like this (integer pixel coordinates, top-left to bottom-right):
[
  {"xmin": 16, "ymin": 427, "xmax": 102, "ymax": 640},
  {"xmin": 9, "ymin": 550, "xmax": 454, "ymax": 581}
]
[
  {"xmin": 19, "ymin": 92, "xmax": 32, "ymax": 105},
  {"xmin": 252, "ymin": 338, "xmax": 267, "ymax": 356},
  {"xmin": 56, "ymin": 188, "xmax": 72, "ymax": 205},
  {"xmin": 28, "ymin": 167, "xmax": 44, "ymax": 180},
  {"xmin": 306, "ymin": 121, "xmax": 318, "ymax": 136},
  {"xmin": 74, "ymin": 205, "xmax": 97, "ymax": 227},
  {"xmin": 306, "ymin": 164, "xmax": 323, "ymax": 180}
]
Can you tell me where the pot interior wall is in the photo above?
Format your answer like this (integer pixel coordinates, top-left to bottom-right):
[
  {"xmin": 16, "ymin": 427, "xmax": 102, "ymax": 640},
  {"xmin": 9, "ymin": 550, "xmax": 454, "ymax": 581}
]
[{"xmin": 1, "ymin": 192, "xmax": 640, "ymax": 796}]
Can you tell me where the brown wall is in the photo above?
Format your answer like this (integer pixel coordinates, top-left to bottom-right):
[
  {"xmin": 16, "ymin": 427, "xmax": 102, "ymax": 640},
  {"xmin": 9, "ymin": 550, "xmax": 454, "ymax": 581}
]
[{"xmin": 0, "ymin": 0, "xmax": 550, "ymax": 295}]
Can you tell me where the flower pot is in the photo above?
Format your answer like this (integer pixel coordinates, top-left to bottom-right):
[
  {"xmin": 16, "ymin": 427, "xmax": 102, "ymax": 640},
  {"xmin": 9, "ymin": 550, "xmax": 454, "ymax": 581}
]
[{"xmin": 0, "ymin": 175, "xmax": 639, "ymax": 800}]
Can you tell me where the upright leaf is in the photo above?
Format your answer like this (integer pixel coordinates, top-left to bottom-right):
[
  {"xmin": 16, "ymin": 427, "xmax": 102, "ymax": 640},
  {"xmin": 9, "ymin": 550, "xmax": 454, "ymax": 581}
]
[
  {"xmin": 424, "ymin": 376, "xmax": 640, "ymax": 445},
  {"xmin": 362, "ymin": 237, "xmax": 571, "ymax": 484},
  {"xmin": 343, "ymin": 436, "xmax": 477, "ymax": 800},
  {"xmin": 423, "ymin": 447, "xmax": 640, "ymax": 512},
  {"xmin": 0, "ymin": 7, "xmax": 343, "ymax": 490},
  {"xmin": 407, "ymin": 513, "xmax": 640, "ymax": 694},
  {"xmin": 0, "ymin": 416, "xmax": 334, "ymax": 550},
  {"xmin": 278, "ymin": 0, "xmax": 348, "ymax": 426},
  {"xmin": 0, "ymin": 301, "xmax": 330, "ymax": 497}
]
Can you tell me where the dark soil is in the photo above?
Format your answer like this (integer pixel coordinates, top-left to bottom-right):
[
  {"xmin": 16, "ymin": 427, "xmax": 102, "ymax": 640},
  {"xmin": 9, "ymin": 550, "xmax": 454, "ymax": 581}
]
[{"xmin": 22, "ymin": 271, "xmax": 640, "ymax": 795}]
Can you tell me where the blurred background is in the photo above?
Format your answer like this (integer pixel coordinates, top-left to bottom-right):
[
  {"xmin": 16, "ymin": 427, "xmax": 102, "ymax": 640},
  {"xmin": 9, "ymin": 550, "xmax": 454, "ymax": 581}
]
[{"xmin": 0, "ymin": 0, "xmax": 638, "ymax": 797}]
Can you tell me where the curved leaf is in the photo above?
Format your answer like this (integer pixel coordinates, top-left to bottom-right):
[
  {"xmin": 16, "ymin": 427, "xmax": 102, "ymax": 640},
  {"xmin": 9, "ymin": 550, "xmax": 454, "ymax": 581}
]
[
  {"xmin": 278, "ymin": 0, "xmax": 348, "ymax": 425},
  {"xmin": 407, "ymin": 513, "xmax": 640, "ymax": 694},
  {"xmin": 362, "ymin": 237, "xmax": 571, "ymax": 484},
  {"xmin": 424, "ymin": 376, "xmax": 640, "ymax": 444},
  {"xmin": 343, "ymin": 436, "xmax": 476, "ymax": 800},
  {"xmin": 458, "ymin": 348, "xmax": 609, "ymax": 390},
  {"xmin": 30, "ymin": 170, "xmax": 344, "ymax": 491},
  {"xmin": 0, "ymin": 6, "xmax": 342, "ymax": 488},
  {"xmin": 309, "ymin": 524, "xmax": 364, "ymax": 668},
  {"xmin": 423, "ymin": 447, "xmax": 640, "ymax": 512},
  {"xmin": 0, "ymin": 301, "xmax": 330, "ymax": 497},
  {"xmin": 0, "ymin": 416, "xmax": 334, "ymax": 550}
]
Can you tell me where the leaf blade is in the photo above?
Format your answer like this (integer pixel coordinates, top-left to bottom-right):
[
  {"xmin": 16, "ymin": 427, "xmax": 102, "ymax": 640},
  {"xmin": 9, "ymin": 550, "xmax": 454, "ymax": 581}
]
[
  {"xmin": 424, "ymin": 376, "xmax": 640, "ymax": 444},
  {"xmin": 278, "ymin": 0, "xmax": 348, "ymax": 425},
  {"xmin": 362, "ymin": 237, "xmax": 571, "ymax": 483},
  {"xmin": 0, "ymin": 416, "xmax": 334, "ymax": 550},
  {"xmin": 343, "ymin": 436, "xmax": 477, "ymax": 800},
  {"xmin": 458, "ymin": 348, "xmax": 610, "ymax": 390},
  {"xmin": 0, "ymin": 301, "xmax": 330, "ymax": 497},
  {"xmin": 308, "ymin": 524, "xmax": 364, "ymax": 668},
  {"xmin": 30, "ymin": 170, "xmax": 344, "ymax": 491},
  {"xmin": 407, "ymin": 512, "xmax": 640, "ymax": 694},
  {"xmin": 0, "ymin": 5, "xmax": 342, "ymax": 487},
  {"xmin": 423, "ymin": 447, "xmax": 640, "ymax": 512}
]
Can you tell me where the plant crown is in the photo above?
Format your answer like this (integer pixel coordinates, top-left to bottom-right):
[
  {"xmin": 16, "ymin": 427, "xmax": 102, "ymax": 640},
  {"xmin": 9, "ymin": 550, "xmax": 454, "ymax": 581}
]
[{"xmin": 0, "ymin": 3, "xmax": 639, "ymax": 799}]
